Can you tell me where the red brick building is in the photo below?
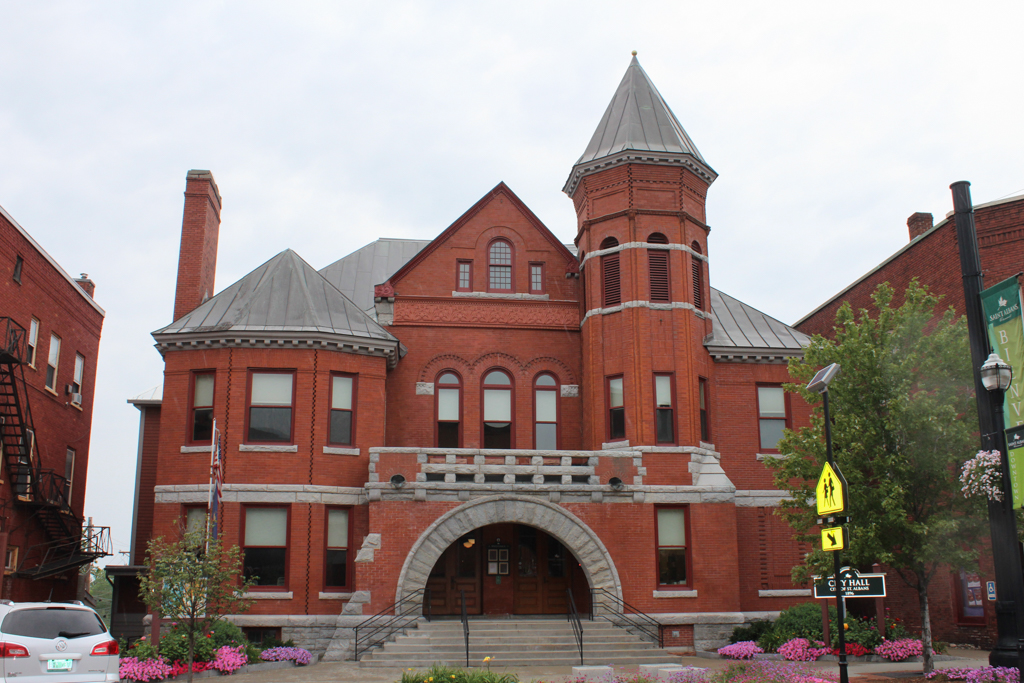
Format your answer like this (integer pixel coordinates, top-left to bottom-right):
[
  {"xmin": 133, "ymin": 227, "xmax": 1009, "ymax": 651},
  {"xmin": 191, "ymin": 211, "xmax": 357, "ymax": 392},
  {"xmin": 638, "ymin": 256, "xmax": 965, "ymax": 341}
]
[
  {"xmin": 120, "ymin": 58, "xmax": 817, "ymax": 657},
  {"xmin": 0, "ymin": 202, "xmax": 109, "ymax": 602},
  {"xmin": 796, "ymin": 192, "xmax": 1024, "ymax": 648}
]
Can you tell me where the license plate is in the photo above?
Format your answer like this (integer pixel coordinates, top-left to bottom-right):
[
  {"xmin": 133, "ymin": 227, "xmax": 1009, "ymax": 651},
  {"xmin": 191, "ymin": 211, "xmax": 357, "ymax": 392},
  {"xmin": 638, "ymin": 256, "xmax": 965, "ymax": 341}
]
[{"xmin": 46, "ymin": 659, "xmax": 73, "ymax": 671}]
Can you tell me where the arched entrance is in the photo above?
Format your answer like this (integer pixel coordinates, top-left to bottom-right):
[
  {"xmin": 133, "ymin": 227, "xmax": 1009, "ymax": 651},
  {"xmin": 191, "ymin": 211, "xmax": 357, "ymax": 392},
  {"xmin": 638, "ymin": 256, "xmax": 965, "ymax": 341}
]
[{"xmin": 394, "ymin": 495, "xmax": 621, "ymax": 614}]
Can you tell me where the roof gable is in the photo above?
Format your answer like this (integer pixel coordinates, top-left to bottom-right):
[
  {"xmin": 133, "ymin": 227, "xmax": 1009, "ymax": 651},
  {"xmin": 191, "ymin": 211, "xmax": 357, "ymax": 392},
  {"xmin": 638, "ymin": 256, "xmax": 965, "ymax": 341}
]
[{"xmin": 379, "ymin": 182, "xmax": 578, "ymax": 294}]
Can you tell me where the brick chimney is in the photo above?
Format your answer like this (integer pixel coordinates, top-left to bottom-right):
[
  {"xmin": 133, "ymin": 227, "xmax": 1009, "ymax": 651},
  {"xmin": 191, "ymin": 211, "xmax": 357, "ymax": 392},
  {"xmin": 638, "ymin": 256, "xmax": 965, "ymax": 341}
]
[
  {"xmin": 173, "ymin": 170, "xmax": 222, "ymax": 321},
  {"xmin": 74, "ymin": 273, "xmax": 95, "ymax": 298},
  {"xmin": 907, "ymin": 212, "xmax": 933, "ymax": 241}
]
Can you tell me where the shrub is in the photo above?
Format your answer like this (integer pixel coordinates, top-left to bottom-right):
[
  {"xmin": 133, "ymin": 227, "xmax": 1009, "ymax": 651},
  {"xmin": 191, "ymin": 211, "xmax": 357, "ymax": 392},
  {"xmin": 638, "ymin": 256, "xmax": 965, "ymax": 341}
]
[
  {"xmin": 833, "ymin": 642, "xmax": 871, "ymax": 657},
  {"xmin": 159, "ymin": 628, "xmax": 216, "ymax": 663},
  {"xmin": 874, "ymin": 638, "xmax": 923, "ymax": 661},
  {"xmin": 118, "ymin": 656, "xmax": 173, "ymax": 682},
  {"xmin": 208, "ymin": 620, "xmax": 248, "ymax": 649},
  {"xmin": 400, "ymin": 665, "xmax": 520, "ymax": 683},
  {"xmin": 830, "ymin": 615, "xmax": 882, "ymax": 650},
  {"xmin": 126, "ymin": 638, "xmax": 159, "ymax": 662},
  {"xmin": 259, "ymin": 646, "xmax": 313, "ymax": 665},
  {"xmin": 717, "ymin": 641, "xmax": 763, "ymax": 660},
  {"xmin": 777, "ymin": 638, "xmax": 830, "ymax": 661},
  {"xmin": 729, "ymin": 619, "xmax": 774, "ymax": 645},
  {"xmin": 757, "ymin": 603, "xmax": 836, "ymax": 653}
]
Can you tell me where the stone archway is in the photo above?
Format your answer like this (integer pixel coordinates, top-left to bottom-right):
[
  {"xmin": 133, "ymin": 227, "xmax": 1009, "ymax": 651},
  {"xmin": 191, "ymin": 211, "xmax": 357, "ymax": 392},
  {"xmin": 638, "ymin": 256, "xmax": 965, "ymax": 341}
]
[{"xmin": 394, "ymin": 494, "xmax": 622, "ymax": 606}]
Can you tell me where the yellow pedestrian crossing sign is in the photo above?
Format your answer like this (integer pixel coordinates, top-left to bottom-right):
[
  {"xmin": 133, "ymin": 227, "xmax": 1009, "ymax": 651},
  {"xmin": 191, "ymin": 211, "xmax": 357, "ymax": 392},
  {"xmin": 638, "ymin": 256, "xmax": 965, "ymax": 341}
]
[
  {"xmin": 821, "ymin": 526, "xmax": 845, "ymax": 552},
  {"xmin": 816, "ymin": 462, "xmax": 847, "ymax": 515}
]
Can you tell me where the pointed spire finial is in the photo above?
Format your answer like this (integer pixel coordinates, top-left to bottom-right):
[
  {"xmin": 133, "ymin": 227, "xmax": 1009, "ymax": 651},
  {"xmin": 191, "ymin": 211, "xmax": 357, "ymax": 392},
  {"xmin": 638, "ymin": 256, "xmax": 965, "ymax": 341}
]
[{"xmin": 631, "ymin": 50, "xmax": 637, "ymax": 56}]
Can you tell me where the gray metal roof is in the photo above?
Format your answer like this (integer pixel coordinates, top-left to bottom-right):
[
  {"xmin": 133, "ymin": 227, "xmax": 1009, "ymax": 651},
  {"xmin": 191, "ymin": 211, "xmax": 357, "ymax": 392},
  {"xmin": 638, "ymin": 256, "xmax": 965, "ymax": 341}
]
[
  {"xmin": 319, "ymin": 239, "xmax": 431, "ymax": 312},
  {"xmin": 155, "ymin": 249, "xmax": 397, "ymax": 343},
  {"xmin": 706, "ymin": 288, "xmax": 809, "ymax": 359},
  {"xmin": 576, "ymin": 56, "xmax": 708, "ymax": 167}
]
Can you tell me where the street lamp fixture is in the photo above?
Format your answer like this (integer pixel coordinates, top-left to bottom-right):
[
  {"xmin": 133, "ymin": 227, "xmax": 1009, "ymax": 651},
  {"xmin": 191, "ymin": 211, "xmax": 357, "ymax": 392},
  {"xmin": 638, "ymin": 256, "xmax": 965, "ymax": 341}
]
[{"xmin": 981, "ymin": 353, "xmax": 1013, "ymax": 392}]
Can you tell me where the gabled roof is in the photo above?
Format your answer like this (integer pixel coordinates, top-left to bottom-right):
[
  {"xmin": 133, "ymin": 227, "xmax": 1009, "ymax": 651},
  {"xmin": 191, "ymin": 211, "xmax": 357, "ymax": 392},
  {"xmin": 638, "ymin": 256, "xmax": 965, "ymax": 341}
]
[
  {"xmin": 153, "ymin": 249, "xmax": 404, "ymax": 366},
  {"xmin": 320, "ymin": 239, "xmax": 431, "ymax": 312},
  {"xmin": 563, "ymin": 55, "xmax": 717, "ymax": 196},
  {"xmin": 706, "ymin": 288, "xmax": 809, "ymax": 362},
  {"xmin": 380, "ymin": 182, "xmax": 578, "ymax": 293}
]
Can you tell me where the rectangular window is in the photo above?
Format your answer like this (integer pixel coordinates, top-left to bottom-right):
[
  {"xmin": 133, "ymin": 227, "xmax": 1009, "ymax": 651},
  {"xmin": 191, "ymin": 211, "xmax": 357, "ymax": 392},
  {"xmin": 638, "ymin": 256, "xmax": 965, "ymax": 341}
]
[
  {"xmin": 45, "ymin": 334, "xmax": 60, "ymax": 391},
  {"xmin": 27, "ymin": 319, "xmax": 38, "ymax": 367},
  {"xmin": 655, "ymin": 374, "xmax": 674, "ymax": 444},
  {"xmin": 535, "ymin": 384, "xmax": 558, "ymax": 450},
  {"xmin": 248, "ymin": 372, "xmax": 294, "ymax": 443},
  {"xmin": 330, "ymin": 375, "xmax": 356, "ymax": 445},
  {"xmin": 4, "ymin": 547, "xmax": 18, "ymax": 574},
  {"xmin": 64, "ymin": 448, "xmax": 75, "ymax": 505},
  {"xmin": 243, "ymin": 507, "xmax": 288, "ymax": 587},
  {"xmin": 12, "ymin": 255, "xmax": 23, "ymax": 284},
  {"xmin": 71, "ymin": 354, "xmax": 85, "ymax": 404},
  {"xmin": 456, "ymin": 260, "xmax": 473, "ymax": 292},
  {"xmin": 757, "ymin": 386, "xmax": 788, "ymax": 451},
  {"xmin": 325, "ymin": 508, "xmax": 350, "ymax": 588},
  {"xmin": 242, "ymin": 628, "xmax": 281, "ymax": 646},
  {"xmin": 656, "ymin": 507, "xmax": 688, "ymax": 586},
  {"xmin": 437, "ymin": 380, "xmax": 461, "ymax": 448},
  {"xmin": 529, "ymin": 263, "xmax": 545, "ymax": 294},
  {"xmin": 190, "ymin": 372, "xmax": 215, "ymax": 442},
  {"xmin": 184, "ymin": 506, "xmax": 207, "ymax": 536},
  {"xmin": 608, "ymin": 376, "xmax": 625, "ymax": 441},
  {"xmin": 698, "ymin": 378, "xmax": 709, "ymax": 442}
]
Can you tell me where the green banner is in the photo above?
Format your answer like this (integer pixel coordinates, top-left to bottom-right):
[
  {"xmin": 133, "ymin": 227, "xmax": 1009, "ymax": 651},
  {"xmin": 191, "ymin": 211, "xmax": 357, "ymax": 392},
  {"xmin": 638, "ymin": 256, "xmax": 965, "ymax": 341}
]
[
  {"xmin": 1005, "ymin": 427, "xmax": 1024, "ymax": 509},
  {"xmin": 981, "ymin": 276, "xmax": 1024, "ymax": 427}
]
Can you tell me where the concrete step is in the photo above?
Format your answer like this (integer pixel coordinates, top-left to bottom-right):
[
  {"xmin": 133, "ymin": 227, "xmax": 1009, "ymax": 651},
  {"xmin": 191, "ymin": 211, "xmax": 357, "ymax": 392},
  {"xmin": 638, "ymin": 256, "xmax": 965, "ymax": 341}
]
[
  {"xmin": 377, "ymin": 641, "xmax": 660, "ymax": 653},
  {"xmin": 361, "ymin": 653, "xmax": 684, "ymax": 668},
  {"xmin": 392, "ymin": 635, "xmax": 648, "ymax": 647}
]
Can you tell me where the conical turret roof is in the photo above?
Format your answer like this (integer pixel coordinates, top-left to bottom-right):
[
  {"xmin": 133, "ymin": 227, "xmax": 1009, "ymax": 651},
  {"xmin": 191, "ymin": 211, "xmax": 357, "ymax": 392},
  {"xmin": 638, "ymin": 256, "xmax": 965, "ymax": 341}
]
[{"xmin": 564, "ymin": 55, "xmax": 716, "ymax": 195}]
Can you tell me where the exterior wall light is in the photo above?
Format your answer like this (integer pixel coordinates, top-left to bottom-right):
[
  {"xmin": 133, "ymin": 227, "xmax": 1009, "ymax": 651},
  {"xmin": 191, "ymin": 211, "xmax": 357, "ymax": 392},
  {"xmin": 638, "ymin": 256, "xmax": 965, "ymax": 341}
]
[{"xmin": 390, "ymin": 474, "xmax": 406, "ymax": 489}]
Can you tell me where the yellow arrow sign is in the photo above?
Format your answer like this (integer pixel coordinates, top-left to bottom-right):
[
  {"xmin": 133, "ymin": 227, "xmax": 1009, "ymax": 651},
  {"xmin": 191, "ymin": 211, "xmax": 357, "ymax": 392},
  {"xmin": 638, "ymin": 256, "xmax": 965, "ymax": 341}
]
[
  {"xmin": 821, "ymin": 526, "xmax": 845, "ymax": 552},
  {"xmin": 816, "ymin": 462, "xmax": 846, "ymax": 515}
]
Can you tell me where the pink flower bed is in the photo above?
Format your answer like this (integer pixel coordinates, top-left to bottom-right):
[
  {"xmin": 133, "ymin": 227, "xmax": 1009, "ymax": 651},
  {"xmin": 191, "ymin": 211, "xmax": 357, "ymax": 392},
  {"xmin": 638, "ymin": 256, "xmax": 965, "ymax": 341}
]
[
  {"xmin": 119, "ymin": 656, "xmax": 173, "ymax": 682},
  {"xmin": 778, "ymin": 638, "xmax": 831, "ymax": 662},
  {"xmin": 210, "ymin": 645, "xmax": 248, "ymax": 674},
  {"xmin": 873, "ymin": 638, "xmax": 923, "ymax": 661},
  {"xmin": 717, "ymin": 640, "xmax": 764, "ymax": 659},
  {"xmin": 927, "ymin": 667, "xmax": 1019, "ymax": 682}
]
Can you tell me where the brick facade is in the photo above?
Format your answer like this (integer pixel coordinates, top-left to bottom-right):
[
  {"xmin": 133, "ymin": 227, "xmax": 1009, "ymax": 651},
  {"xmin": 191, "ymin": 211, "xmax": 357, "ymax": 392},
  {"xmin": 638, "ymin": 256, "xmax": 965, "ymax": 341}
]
[{"xmin": 0, "ymin": 202, "xmax": 105, "ymax": 601}]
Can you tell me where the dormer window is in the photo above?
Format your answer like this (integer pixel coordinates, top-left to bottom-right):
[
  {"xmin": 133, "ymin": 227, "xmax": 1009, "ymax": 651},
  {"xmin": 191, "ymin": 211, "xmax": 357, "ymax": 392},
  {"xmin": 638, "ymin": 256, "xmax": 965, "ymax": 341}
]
[{"xmin": 488, "ymin": 240, "xmax": 513, "ymax": 292}]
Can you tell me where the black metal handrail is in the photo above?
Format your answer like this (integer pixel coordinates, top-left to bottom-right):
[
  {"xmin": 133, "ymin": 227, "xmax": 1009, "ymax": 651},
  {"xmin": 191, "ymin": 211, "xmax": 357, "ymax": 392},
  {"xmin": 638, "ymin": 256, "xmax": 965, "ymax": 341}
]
[
  {"xmin": 354, "ymin": 588, "xmax": 426, "ymax": 660},
  {"xmin": 460, "ymin": 589, "xmax": 469, "ymax": 667},
  {"xmin": 567, "ymin": 586, "xmax": 584, "ymax": 665},
  {"xmin": 591, "ymin": 587, "xmax": 662, "ymax": 647}
]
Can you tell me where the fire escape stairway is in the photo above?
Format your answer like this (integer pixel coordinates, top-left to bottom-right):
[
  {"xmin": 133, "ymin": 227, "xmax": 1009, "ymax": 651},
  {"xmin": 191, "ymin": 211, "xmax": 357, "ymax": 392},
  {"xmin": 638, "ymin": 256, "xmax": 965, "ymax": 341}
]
[{"xmin": 0, "ymin": 317, "xmax": 111, "ymax": 580}]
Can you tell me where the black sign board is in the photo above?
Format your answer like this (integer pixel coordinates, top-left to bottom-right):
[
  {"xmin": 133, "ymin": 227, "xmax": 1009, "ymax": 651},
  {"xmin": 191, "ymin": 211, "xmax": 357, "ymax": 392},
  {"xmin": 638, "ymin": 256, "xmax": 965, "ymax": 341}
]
[{"xmin": 813, "ymin": 567, "xmax": 886, "ymax": 598}]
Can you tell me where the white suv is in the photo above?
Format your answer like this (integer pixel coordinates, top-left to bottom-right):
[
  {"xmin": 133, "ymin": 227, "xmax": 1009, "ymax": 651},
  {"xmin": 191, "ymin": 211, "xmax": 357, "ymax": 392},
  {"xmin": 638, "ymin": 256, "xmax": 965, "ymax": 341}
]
[{"xmin": 0, "ymin": 602, "xmax": 119, "ymax": 682}]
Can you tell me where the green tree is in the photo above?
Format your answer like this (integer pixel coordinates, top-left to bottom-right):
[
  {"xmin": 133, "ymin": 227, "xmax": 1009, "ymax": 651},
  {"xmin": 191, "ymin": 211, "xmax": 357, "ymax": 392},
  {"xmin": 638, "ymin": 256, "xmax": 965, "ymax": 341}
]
[
  {"xmin": 138, "ymin": 520, "xmax": 254, "ymax": 683},
  {"xmin": 86, "ymin": 566, "xmax": 112, "ymax": 627},
  {"xmin": 767, "ymin": 281, "xmax": 987, "ymax": 674}
]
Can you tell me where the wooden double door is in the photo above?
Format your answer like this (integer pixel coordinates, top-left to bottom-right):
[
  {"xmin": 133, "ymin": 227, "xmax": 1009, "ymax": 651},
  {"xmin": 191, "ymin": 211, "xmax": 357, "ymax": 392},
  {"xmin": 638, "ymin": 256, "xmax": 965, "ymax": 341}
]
[{"xmin": 425, "ymin": 526, "xmax": 589, "ymax": 616}]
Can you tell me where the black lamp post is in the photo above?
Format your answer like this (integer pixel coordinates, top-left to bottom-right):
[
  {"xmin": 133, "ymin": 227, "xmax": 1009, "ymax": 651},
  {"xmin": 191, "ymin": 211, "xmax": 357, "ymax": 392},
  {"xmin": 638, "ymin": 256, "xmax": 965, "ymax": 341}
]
[{"xmin": 951, "ymin": 181, "xmax": 1024, "ymax": 670}]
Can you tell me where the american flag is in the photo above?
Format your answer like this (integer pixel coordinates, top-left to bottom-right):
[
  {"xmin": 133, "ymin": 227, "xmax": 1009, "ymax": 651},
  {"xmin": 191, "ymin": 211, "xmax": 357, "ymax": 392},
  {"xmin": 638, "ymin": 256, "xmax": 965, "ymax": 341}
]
[{"xmin": 208, "ymin": 419, "xmax": 224, "ymax": 541}]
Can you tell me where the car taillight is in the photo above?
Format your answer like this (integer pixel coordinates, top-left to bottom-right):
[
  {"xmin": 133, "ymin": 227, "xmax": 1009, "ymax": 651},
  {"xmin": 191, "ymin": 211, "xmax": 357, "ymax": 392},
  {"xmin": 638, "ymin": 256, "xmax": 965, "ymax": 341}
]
[
  {"xmin": 90, "ymin": 640, "xmax": 118, "ymax": 656},
  {"xmin": 0, "ymin": 642, "xmax": 29, "ymax": 657}
]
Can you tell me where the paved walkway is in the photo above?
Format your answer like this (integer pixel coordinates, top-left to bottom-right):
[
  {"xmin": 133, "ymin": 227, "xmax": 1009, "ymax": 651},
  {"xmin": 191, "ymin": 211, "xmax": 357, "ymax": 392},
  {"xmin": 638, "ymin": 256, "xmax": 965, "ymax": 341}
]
[{"xmin": 222, "ymin": 648, "xmax": 992, "ymax": 682}]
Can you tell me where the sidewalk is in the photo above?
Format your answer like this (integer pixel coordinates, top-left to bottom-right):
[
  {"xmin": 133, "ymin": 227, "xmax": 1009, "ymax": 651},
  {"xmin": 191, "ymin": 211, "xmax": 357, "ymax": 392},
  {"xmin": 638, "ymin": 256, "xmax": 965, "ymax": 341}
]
[{"xmin": 221, "ymin": 647, "xmax": 993, "ymax": 682}]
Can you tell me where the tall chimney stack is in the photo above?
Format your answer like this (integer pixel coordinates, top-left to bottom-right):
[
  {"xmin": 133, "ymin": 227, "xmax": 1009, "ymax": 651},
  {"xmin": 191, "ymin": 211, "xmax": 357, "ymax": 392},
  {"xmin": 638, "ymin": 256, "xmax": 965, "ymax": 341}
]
[
  {"xmin": 173, "ymin": 170, "xmax": 222, "ymax": 321},
  {"xmin": 907, "ymin": 212, "xmax": 933, "ymax": 242}
]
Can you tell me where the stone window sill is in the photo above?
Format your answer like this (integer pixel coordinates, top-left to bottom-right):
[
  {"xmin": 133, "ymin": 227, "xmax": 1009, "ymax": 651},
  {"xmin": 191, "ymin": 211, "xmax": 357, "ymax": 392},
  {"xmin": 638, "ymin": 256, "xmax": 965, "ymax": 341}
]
[
  {"xmin": 180, "ymin": 445, "xmax": 211, "ymax": 454},
  {"xmin": 323, "ymin": 447, "xmax": 360, "ymax": 456},
  {"xmin": 318, "ymin": 592, "xmax": 353, "ymax": 600},
  {"xmin": 243, "ymin": 591, "xmax": 293, "ymax": 600},
  {"xmin": 653, "ymin": 589, "xmax": 698, "ymax": 598},
  {"xmin": 758, "ymin": 589, "xmax": 811, "ymax": 598},
  {"xmin": 451, "ymin": 291, "xmax": 549, "ymax": 301},
  {"xmin": 240, "ymin": 444, "xmax": 298, "ymax": 453}
]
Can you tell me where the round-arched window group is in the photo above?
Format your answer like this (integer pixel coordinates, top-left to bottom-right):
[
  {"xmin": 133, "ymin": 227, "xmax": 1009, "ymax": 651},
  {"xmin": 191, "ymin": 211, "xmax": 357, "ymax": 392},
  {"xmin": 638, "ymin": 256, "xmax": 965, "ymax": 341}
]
[{"xmin": 435, "ymin": 370, "xmax": 560, "ymax": 450}]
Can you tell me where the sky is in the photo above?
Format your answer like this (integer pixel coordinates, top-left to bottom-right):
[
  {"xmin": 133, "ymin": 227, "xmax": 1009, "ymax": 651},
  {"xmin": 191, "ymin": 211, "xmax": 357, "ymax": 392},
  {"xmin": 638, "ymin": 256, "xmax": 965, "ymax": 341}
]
[{"xmin": 1, "ymin": 1, "xmax": 1022, "ymax": 565}]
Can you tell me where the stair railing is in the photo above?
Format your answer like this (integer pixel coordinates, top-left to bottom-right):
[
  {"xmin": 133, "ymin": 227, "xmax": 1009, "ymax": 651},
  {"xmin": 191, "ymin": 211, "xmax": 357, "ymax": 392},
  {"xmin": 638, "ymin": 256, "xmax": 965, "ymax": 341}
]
[
  {"xmin": 566, "ymin": 586, "xmax": 584, "ymax": 665},
  {"xmin": 460, "ymin": 589, "xmax": 469, "ymax": 667},
  {"xmin": 354, "ymin": 588, "xmax": 426, "ymax": 660},
  {"xmin": 590, "ymin": 587, "xmax": 662, "ymax": 647}
]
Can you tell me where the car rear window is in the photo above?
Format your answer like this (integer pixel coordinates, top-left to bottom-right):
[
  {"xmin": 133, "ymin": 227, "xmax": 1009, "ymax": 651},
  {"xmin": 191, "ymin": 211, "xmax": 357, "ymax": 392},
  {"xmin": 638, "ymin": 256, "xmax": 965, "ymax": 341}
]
[{"xmin": 1, "ymin": 608, "xmax": 106, "ymax": 639}]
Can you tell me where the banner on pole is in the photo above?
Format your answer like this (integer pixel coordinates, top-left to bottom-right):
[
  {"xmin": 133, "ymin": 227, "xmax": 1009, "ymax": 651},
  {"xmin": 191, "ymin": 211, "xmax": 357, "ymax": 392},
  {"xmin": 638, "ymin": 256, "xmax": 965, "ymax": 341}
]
[
  {"xmin": 209, "ymin": 419, "xmax": 223, "ymax": 540},
  {"xmin": 1005, "ymin": 427, "xmax": 1024, "ymax": 510},
  {"xmin": 981, "ymin": 276, "xmax": 1024, "ymax": 427}
]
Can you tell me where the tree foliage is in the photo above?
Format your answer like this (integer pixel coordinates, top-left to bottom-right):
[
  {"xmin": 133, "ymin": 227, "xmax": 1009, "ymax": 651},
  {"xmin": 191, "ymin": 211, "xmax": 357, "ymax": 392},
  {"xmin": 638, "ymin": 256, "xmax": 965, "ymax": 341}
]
[
  {"xmin": 139, "ymin": 520, "xmax": 254, "ymax": 683},
  {"xmin": 767, "ymin": 280, "xmax": 987, "ymax": 672}
]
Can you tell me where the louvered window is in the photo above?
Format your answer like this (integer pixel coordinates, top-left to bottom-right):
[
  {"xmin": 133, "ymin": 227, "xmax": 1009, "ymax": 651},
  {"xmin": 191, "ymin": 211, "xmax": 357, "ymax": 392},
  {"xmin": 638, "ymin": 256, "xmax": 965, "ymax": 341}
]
[
  {"xmin": 649, "ymin": 251, "xmax": 669, "ymax": 302},
  {"xmin": 602, "ymin": 254, "xmax": 621, "ymax": 307},
  {"xmin": 691, "ymin": 242, "xmax": 704, "ymax": 310}
]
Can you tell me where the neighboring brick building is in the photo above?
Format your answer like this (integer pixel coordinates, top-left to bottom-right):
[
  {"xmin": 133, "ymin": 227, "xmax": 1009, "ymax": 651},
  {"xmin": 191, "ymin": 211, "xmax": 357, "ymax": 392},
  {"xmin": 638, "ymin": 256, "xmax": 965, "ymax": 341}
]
[
  {"xmin": 0, "ymin": 202, "xmax": 110, "ymax": 602},
  {"xmin": 118, "ymin": 57, "xmax": 817, "ymax": 657},
  {"xmin": 796, "ymin": 192, "xmax": 1024, "ymax": 648}
]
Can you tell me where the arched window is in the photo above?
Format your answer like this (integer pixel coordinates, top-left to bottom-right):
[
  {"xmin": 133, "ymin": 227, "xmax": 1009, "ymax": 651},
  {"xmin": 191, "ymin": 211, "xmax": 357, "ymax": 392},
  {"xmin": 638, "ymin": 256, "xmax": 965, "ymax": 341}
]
[
  {"xmin": 488, "ymin": 240, "xmax": 513, "ymax": 292},
  {"xmin": 482, "ymin": 369, "xmax": 513, "ymax": 449},
  {"xmin": 534, "ymin": 374, "xmax": 559, "ymax": 450},
  {"xmin": 436, "ymin": 372, "xmax": 462, "ymax": 448},
  {"xmin": 648, "ymin": 234, "xmax": 669, "ymax": 303},
  {"xmin": 691, "ymin": 241, "xmax": 704, "ymax": 310},
  {"xmin": 600, "ymin": 237, "xmax": 620, "ymax": 307}
]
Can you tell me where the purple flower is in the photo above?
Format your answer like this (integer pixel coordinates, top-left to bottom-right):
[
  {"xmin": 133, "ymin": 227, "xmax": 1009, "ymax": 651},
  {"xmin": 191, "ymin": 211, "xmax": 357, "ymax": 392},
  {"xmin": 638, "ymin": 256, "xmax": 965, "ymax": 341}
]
[{"xmin": 259, "ymin": 646, "xmax": 313, "ymax": 665}]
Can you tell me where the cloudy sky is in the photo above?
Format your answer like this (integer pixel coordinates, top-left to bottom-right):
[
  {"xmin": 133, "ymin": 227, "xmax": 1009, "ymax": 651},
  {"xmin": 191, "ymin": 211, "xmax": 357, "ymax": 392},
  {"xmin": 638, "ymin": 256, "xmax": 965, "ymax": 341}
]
[{"xmin": 1, "ymin": 1, "xmax": 1021, "ymax": 564}]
